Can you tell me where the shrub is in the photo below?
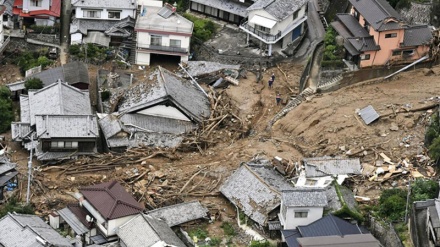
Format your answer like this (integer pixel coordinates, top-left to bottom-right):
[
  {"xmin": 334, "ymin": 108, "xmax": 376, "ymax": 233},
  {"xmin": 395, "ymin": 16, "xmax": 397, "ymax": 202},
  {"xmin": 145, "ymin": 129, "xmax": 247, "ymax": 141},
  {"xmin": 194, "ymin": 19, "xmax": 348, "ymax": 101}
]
[
  {"xmin": 183, "ymin": 13, "xmax": 217, "ymax": 43},
  {"xmin": 0, "ymin": 86, "xmax": 13, "ymax": 133},
  {"xmin": 189, "ymin": 227, "xmax": 208, "ymax": 239},
  {"xmin": 221, "ymin": 222, "xmax": 236, "ymax": 236},
  {"xmin": 412, "ymin": 179, "xmax": 439, "ymax": 201},
  {"xmin": 69, "ymin": 44, "xmax": 81, "ymax": 55},
  {"xmin": 25, "ymin": 78, "xmax": 44, "ymax": 90},
  {"xmin": 378, "ymin": 188, "xmax": 407, "ymax": 221},
  {"xmin": 0, "ymin": 197, "xmax": 34, "ymax": 218},
  {"xmin": 249, "ymin": 240, "xmax": 271, "ymax": 247},
  {"xmin": 209, "ymin": 237, "xmax": 221, "ymax": 246}
]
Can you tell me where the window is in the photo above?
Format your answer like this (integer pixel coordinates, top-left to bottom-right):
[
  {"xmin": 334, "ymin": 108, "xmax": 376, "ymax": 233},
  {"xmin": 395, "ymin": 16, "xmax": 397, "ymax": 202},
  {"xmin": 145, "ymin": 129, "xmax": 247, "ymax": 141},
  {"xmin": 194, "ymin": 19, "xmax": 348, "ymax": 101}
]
[
  {"xmin": 108, "ymin": 11, "xmax": 121, "ymax": 19},
  {"xmin": 65, "ymin": 142, "xmax": 79, "ymax": 148},
  {"xmin": 256, "ymin": 24, "xmax": 270, "ymax": 33},
  {"xmin": 385, "ymin": 33, "xmax": 397, "ymax": 38},
  {"xmin": 170, "ymin": 39, "xmax": 181, "ymax": 48},
  {"xmin": 294, "ymin": 211, "xmax": 308, "ymax": 218},
  {"xmin": 361, "ymin": 54, "xmax": 370, "ymax": 60},
  {"xmin": 293, "ymin": 10, "xmax": 299, "ymax": 20},
  {"xmin": 281, "ymin": 204, "xmax": 287, "ymax": 219},
  {"xmin": 392, "ymin": 50, "xmax": 402, "ymax": 56},
  {"xmin": 31, "ymin": 0, "xmax": 42, "ymax": 7},
  {"xmin": 51, "ymin": 141, "xmax": 65, "ymax": 148},
  {"xmin": 150, "ymin": 35, "xmax": 162, "ymax": 46},
  {"xmin": 402, "ymin": 49, "xmax": 414, "ymax": 57},
  {"xmin": 83, "ymin": 10, "xmax": 101, "ymax": 18}
]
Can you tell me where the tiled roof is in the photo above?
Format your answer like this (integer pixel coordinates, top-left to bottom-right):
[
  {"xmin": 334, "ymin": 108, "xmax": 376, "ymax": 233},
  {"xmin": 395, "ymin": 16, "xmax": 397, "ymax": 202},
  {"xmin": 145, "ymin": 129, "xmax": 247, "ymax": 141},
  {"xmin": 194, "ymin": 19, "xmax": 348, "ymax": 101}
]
[
  {"xmin": 298, "ymin": 214, "xmax": 362, "ymax": 237},
  {"xmin": 70, "ymin": 18, "xmax": 121, "ymax": 35},
  {"xmin": 247, "ymin": 0, "xmax": 307, "ymax": 20},
  {"xmin": 117, "ymin": 214, "xmax": 186, "ymax": 247},
  {"xmin": 13, "ymin": 0, "xmax": 61, "ymax": 17},
  {"xmin": 349, "ymin": 0, "xmax": 402, "ymax": 31},
  {"xmin": 72, "ymin": 0, "xmax": 137, "ymax": 9},
  {"xmin": 120, "ymin": 113, "xmax": 196, "ymax": 135},
  {"xmin": 0, "ymin": 0, "xmax": 14, "ymax": 16},
  {"xmin": 190, "ymin": 0, "xmax": 248, "ymax": 17},
  {"xmin": 0, "ymin": 160, "xmax": 16, "ymax": 175},
  {"xmin": 347, "ymin": 37, "xmax": 380, "ymax": 52},
  {"xmin": 282, "ymin": 229, "xmax": 302, "ymax": 247},
  {"xmin": 0, "ymin": 212, "xmax": 71, "ymax": 247},
  {"xmin": 80, "ymin": 181, "xmax": 144, "ymax": 220},
  {"xmin": 304, "ymin": 156, "xmax": 362, "ymax": 177},
  {"xmin": 58, "ymin": 205, "xmax": 90, "ymax": 235},
  {"xmin": 336, "ymin": 14, "xmax": 370, "ymax": 38},
  {"xmin": 402, "ymin": 25, "xmax": 433, "ymax": 47},
  {"xmin": 220, "ymin": 159, "xmax": 294, "ymax": 226},
  {"xmin": 145, "ymin": 201, "xmax": 209, "ymax": 227},
  {"xmin": 183, "ymin": 61, "xmax": 240, "ymax": 77},
  {"xmin": 282, "ymin": 190, "xmax": 327, "ymax": 207},
  {"xmin": 35, "ymin": 115, "xmax": 99, "ymax": 138},
  {"xmin": 297, "ymin": 234, "xmax": 380, "ymax": 247}
]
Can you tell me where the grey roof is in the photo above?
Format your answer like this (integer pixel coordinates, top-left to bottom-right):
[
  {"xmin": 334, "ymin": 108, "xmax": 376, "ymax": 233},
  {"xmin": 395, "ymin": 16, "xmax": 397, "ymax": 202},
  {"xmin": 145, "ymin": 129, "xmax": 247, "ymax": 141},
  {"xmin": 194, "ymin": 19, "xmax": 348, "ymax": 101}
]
[
  {"xmin": 298, "ymin": 215, "xmax": 362, "ymax": 237},
  {"xmin": 58, "ymin": 207, "xmax": 89, "ymax": 235},
  {"xmin": 190, "ymin": 0, "xmax": 248, "ymax": 17},
  {"xmin": 0, "ymin": 170, "xmax": 18, "ymax": 186},
  {"xmin": 37, "ymin": 151, "xmax": 92, "ymax": 161},
  {"xmin": 303, "ymin": 156, "xmax": 362, "ymax": 177},
  {"xmin": 402, "ymin": 25, "xmax": 433, "ymax": 47},
  {"xmin": 346, "ymin": 37, "xmax": 381, "ymax": 52},
  {"xmin": 117, "ymin": 214, "xmax": 186, "ymax": 247},
  {"xmin": 297, "ymin": 234, "xmax": 380, "ymax": 247},
  {"xmin": 35, "ymin": 115, "xmax": 99, "ymax": 138},
  {"xmin": 183, "ymin": 61, "xmax": 240, "ymax": 77},
  {"xmin": 26, "ymin": 61, "xmax": 89, "ymax": 87},
  {"xmin": 72, "ymin": 0, "xmax": 137, "ymax": 9},
  {"xmin": 105, "ymin": 16, "xmax": 134, "ymax": 37},
  {"xmin": 0, "ymin": 212, "xmax": 71, "ymax": 247},
  {"xmin": 135, "ymin": 6, "xmax": 193, "ymax": 34},
  {"xmin": 27, "ymin": 66, "xmax": 64, "ymax": 86},
  {"xmin": 282, "ymin": 190, "xmax": 327, "ymax": 207},
  {"xmin": 282, "ymin": 229, "xmax": 302, "ymax": 247},
  {"xmin": 145, "ymin": 201, "xmax": 209, "ymax": 227},
  {"xmin": 0, "ymin": 0, "xmax": 13, "ymax": 16},
  {"xmin": 119, "ymin": 67, "xmax": 210, "ymax": 123},
  {"xmin": 27, "ymin": 81, "xmax": 92, "ymax": 126},
  {"xmin": 19, "ymin": 95, "xmax": 30, "ymax": 123},
  {"xmin": 120, "ymin": 113, "xmax": 196, "ymax": 135},
  {"xmin": 349, "ymin": 0, "xmax": 402, "ymax": 31},
  {"xmin": 99, "ymin": 114, "xmax": 123, "ymax": 139},
  {"xmin": 414, "ymin": 199, "xmax": 435, "ymax": 209},
  {"xmin": 247, "ymin": 0, "xmax": 307, "ymax": 20},
  {"xmin": 358, "ymin": 105, "xmax": 380, "ymax": 125},
  {"xmin": 70, "ymin": 18, "xmax": 120, "ymax": 35},
  {"xmin": 11, "ymin": 122, "xmax": 32, "ymax": 141},
  {"xmin": 5, "ymin": 80, "xmax": 26, "ymax": 92},
  {"xmin": 0, "ymin": 162, "xmax": 16, "ymax": 175},
  {"xmin": 336, "ymin": 14, "xmax": 370, "ymax": 38},
  {"xmin": 83, "ymin": 31, "xmax": 111, "ymax": 47},
  {"xmin": 220, "ymin": 159, "xmax": 294, "ymax": 226}
]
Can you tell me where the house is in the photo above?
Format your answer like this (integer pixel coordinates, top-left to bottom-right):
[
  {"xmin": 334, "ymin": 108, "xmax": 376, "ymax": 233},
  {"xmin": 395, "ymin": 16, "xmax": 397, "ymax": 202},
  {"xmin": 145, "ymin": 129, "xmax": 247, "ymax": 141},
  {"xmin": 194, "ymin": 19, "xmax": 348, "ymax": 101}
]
[
  {"xmin": 7, "ymin": 61, "xmax": 90, "ymax": 97},
  {"xmin": 0, "ymin": 156, "xmax": 18, "ymax": 201},
  {"xmin": 279, "ymin": 190, "xmax": 327, "ymax": 230},
  {"xmin": 189, "ymin": 0, "xmax": 250, "ymax": 25},
  {"xmin": 53, "ymin": 181, "xmax": 145, "ymax": 245},
  {"xmin": 410, "ymin": 199, "xmax": 437, "ymax": 247},
  {"xmin": 239, "ymin": 0, "xmax": 308, "ymax": 56},
  {"xmin": 145, "ymin": 201, "xmax": 209, "ymax": 227},
  {"xmin": 295, "ymin": 156, "xmax": 362, "ymax": 187},
  {"xmin": 98, "ymin": 67, "xmax": 210, "ymax": 151},
  {"xmin": 135, "ymin": 2, "xmax": 193, "ymax": 66},
  {"xmin": 12, "ymin": 0, "xmax": 61, "ymax": 27},
  {"xmin": 0, "ymin": 212, "xmax": 71, "ymax": 246},
  {"xmin": 117, "ymin": 214, "xmax": 186, "ymax": 247},
  {"xmin": 331, "ymin": 0, "xmax": 433, "ymax": 68},
  {"xmin": 296, "ymin": 234, "xmax": 381, "ymax": 247},
  {"xmin": 0, "ymin": 0, "xmax": 14, "ymax": 28},
  {"xmin": 11, "ymin": 80, "xmax": 99, "ymax": 161},
  {"xmin": 0, "ymin": 5, "xmax": 10, "ymax": 55},
  {"xmin": 70, "ymin": 0, "xmax": 137, "ymax": 46},
  {"xmin": 282, "ymin": 214, "xmax": 377, "ymax": 247},
  {"xmin": 220, "ymin": 159, "xmax": 294, "ymax": 229}
]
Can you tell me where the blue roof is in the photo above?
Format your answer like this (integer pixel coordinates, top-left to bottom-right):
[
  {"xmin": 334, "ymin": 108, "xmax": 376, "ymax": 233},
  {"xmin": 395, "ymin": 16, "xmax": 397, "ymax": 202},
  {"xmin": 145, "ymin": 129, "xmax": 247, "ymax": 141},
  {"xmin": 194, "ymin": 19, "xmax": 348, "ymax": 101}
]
[
  {"xmin": 298, "ymin": 215, "xmax": 362, "ymax": 237},
  {"xmin": 282, "ymin": 229, "xmax": 302, "ymax": 247}
]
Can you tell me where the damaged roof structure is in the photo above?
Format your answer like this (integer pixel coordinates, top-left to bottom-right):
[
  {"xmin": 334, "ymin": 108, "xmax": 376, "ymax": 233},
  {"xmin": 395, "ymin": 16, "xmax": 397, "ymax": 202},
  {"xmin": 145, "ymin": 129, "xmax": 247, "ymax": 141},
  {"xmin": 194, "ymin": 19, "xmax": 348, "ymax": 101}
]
[
  {"xmin": 0, "ymin": 155, "xmax": 18, "ymax": 201},
  {"xmin": 180, "ymin": 61, "xmax": 241, "ymax": 86},
  {"xmin": 11, "ymin": 80, "xmax": 99, "ymax": 161},
  {"xmin": 145, "ymin": 201, "xmax": 209, "ymax": 227},
  {"xmin": 98, "ymin": 67, "xmax": 210, "ymax": 151},
  {"xmin": 220, "ymin": 159, "xmax": 294, "ymax": 226}
]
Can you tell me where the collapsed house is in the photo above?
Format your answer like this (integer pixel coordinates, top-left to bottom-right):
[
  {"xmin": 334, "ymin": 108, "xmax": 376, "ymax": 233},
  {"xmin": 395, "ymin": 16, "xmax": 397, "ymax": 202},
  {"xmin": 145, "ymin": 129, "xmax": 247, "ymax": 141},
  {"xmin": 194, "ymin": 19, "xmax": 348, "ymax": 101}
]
[
  {"xmin": 180, "ymin": 61, "xmax": 241, "ymax": 86},
  {"xmin": 98, "ymin": 66, "xmax": 210, "ymax": 151},
  {"xmin": 0, "ymin": 154, "xmax": 18, "ymax": 202},
  {"xmin": 11, "ymin": 80, "xmax": 99, "ymax": 161},
  {"xmin": 145, "ymin": 201, "xmax": 209, "ymax": 227}
]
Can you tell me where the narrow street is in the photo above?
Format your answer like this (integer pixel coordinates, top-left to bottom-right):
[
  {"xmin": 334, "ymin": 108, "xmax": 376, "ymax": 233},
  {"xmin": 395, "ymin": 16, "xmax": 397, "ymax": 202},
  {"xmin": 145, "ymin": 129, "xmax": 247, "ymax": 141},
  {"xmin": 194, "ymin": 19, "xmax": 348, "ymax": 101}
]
[{"xmin": 60, "ymin": 0, "xmax": 71, "ymax": 64}]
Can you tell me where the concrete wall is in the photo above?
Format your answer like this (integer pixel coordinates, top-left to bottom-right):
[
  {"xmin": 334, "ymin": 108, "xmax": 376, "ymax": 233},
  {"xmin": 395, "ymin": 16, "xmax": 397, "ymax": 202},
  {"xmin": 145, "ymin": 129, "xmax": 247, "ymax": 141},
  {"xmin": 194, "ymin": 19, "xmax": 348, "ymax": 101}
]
[
  {"xmin": 368, "ymin": 216, "xmax": 404, "ymax": 247},
  {"xmin": 107, "ymin": 215, "xmax": 135, "ymax": 236},
  {"xmin": 135, "ymin": 51, "xmax": 150, "ymax": 65},
  {"xmin": 137, "ymin": 31, "xmax": 190, "ymax": 51},
  {"xmin": 71, "ymin": 33, "xmax": 83, "ymax": 45},
  {"xmin": 75, "ymin": 7, "xmax": 135, "ymax": 20},
  {"xmin": 280, "ymin": 205, "xmax": 323, "ymax": 230}
]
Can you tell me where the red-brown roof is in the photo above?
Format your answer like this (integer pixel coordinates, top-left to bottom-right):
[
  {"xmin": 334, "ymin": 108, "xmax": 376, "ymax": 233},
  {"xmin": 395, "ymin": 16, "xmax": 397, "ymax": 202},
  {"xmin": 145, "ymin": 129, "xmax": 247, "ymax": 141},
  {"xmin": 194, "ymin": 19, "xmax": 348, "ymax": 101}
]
[
  {"xmin": 13, "ymin": 0, "xmax": 60, "ymax": 17},
  {"xmin": 67, "ymin": 203, "xmax": 92, "ymax": 229},
  {"xmin": 80, "ymin": 181, "xmax": 144, "ymax": 220}
]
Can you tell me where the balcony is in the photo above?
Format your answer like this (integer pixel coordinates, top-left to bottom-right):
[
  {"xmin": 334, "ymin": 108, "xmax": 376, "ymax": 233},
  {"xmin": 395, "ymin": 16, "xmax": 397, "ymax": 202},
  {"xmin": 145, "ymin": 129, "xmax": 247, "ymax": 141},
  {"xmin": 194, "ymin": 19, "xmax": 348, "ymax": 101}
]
[
  {"xmin": 240, "ymin": 21, "xmax": 281, "ymax": 43},
  {"xmin": 137, "ymin": 44, "xmax": 188, "ymax": 54}
]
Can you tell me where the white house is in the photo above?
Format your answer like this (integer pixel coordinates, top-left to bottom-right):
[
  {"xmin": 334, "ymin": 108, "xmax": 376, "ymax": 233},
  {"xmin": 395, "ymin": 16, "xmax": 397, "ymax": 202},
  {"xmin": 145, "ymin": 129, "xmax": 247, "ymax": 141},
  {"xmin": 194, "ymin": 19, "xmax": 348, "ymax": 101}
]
[
  {"xmin": 0, "ymin": 5, "xmax": 9, "ymax": 55},
  {"xmin": 279, "ymin": 190, "xmax": 327, "ymax": 230},
  {"xmin": 239, "ymin": 0, "xmax": 308, "ymax": 56},
  {"xmin": 12, "ymin": 0, "xmax": 61, "ymax": 26},
  {"xmin": 70, "ymin": 0, "xmax": 137, "ymax": 46},
  {"xmin": 134, "ymin": 2, "xmax": 193, "ymax": 66}
]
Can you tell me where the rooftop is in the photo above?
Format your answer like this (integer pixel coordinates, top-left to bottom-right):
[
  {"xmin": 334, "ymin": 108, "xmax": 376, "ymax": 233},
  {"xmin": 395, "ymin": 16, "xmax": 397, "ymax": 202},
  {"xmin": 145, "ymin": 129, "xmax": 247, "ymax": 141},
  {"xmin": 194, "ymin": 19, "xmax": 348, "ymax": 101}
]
[
  {"xmin": 191, "ymin": 0, "xmax": 248, "ymax": 17},
  {"xmin": 247, "ymin": 0, "xmax": 308, "ymax": 21},
  {"xmin": 145, "ymin": 201, "xmax": 208, "ymax": 227},
  {"xmin": 72, "ymin": 0, "xmax": 137, "ymax": 9},
  {"xmin": 35, "ymin": 115, "xmax": 99, "ymax": 139},
  {"xmin": 349, "ymin": 0, "xmax": 402, "ymax": 31},
  {"xmin": 297, "ymin": 234, "xmax": 380, "ymax": 247},
  {"xmin": 282, "ymin": 190, "xmax": 327, "ymax": 207},
  {"xmin": 135, "ymin": 6, "xmax": 193, "ymax": 35},
  {"xmin": 303, "ymin": 156, "xmax": 362, "ymax": 177},
  {"xmin": 13, "ymin": 0, "xmax": 61, "ymax": 17},
  {"xmin": 402, "ymin": 25, "xmax": 433, "ymax": 47}
]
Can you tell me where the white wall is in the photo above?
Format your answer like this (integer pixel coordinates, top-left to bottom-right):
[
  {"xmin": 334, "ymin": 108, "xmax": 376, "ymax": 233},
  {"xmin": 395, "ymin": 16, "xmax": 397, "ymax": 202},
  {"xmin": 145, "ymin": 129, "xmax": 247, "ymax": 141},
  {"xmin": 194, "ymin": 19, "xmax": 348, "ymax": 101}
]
[
  {"xmin": 137, "ymin": 32, "xmax": 190, "ymax": 50},
  {"xmin": 108, "ymin": 215, "xmax": 136, "ymax": 236},
  {"xmin": 137, "ymin": 105, "xmax": 191, "ymax": 121},
  {"xmin": 75, "ymin": 7, "xmax": 135, "ymax": 20},
  {"xmin": 35, "ymin": 18, "xmax": 55, "ymax": 26},
  {"xmin": 138, "ymin": 0, "xmax": 163, "ymax": 7},
  {"xmin": 280, "ymin": 206, "xmax": 323, "ymax": 230},
  {"xmin": 23, "ymin": 0, "xmax": 50, "ymax": 12},
  {"xmin": 135, "ymin": 52, "xmax": 150, "ymax": 65},
  {"xmin": 70, "ymin": 33, "xmax": 83, "ymax": 45}
]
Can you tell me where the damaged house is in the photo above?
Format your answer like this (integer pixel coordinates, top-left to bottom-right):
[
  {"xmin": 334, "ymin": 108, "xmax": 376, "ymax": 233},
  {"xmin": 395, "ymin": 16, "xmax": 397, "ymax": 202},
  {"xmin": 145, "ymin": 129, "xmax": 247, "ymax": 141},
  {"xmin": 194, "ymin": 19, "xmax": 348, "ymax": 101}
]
[
  {"xmin": 70, "ymin": 0, "xmax": 137, "ymax": 46},
  {"xmin": 0, "ymin": 156, "xmax": 18, "ymax": 202},
  {"xmin": 98, "ymin": 66, "xmax": 210, "ymax": 151},
  {"xmin": 11, "ymin": 80, "xmax": 99, "ymax": 161}
]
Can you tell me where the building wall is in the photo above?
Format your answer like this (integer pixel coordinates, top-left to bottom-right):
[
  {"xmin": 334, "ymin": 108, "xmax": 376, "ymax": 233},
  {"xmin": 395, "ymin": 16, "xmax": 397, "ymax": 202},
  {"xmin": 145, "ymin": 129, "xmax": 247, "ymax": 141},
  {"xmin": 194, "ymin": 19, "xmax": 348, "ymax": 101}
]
[
  {"xmin": 23, "ymin": 0, "xmax": 50, "ymax": 12},
  {"xmin": 137, "ymin": 31, "xmax": 190, "ymax": 50},
  {"xmin": 107, "ymin": 215, "xmax": 136, "ymax": 236},
  {"xmin": 74, "ymin": 7, "xmax": 135, "ymax": 20},
  {"xmin": 135, "ymin": 51, "xmax": 150, "ymax": 65},
  {"xmin": 280, "ymin": 205, "xmax": 323, "ymax": 230},
  {"xmin": 189, "ymin": 1, "xmax": 243, "ymax": 24},
  {"xmin": 71, "ymin": 33, "xmax": 83, "ymax": 45}
]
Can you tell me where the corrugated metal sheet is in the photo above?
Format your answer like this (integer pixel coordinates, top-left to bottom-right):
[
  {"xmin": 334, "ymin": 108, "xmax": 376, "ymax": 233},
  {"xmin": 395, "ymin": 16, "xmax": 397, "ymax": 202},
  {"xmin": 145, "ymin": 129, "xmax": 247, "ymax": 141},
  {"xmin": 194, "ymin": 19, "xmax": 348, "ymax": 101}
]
[
  {"xmin": 358, "ymin": 105, "xmax": 380, "ymax": 125},
  {"xmin": 58, "ymin": 207, "xmax": 89, "ymax": 235}
]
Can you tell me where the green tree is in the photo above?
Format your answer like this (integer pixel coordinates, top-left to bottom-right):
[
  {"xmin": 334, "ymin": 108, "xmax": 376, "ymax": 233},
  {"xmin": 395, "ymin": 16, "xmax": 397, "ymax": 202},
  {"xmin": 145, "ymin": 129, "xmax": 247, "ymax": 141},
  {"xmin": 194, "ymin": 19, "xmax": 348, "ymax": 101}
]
[
  {"xmin": 0, "ymin": 86, "xmax": 13, "ymax": 134},
  {"xmin": 0, "ymin": 197, "xmax": 34, "ymax": 218},
  {"xmin": 412, "ymin": 179, "xmax": 439, "ymax": 201},
  {"xmin": 25, "ymin": 78, "xmax": 44, "ymax": 90},
  {"xmin": 378, "ymin": 188, "xmax": 407, "ymax": 221}
]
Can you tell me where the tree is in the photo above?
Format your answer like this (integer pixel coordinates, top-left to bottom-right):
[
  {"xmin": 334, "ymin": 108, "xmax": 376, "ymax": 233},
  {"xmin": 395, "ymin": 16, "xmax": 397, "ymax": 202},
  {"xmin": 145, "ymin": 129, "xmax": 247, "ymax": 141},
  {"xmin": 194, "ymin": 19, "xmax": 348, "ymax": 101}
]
[
  {"xmin": 0, "ymin": 86, "xmax": 13, "ymax": 134},
  {"xmin": 25, "ymin": 78, "xmax": 44, "ymax": 91},
  {"xmin": 412, "ymin": 179, "xmax": 439, "ymax": 202},
  {"xmin": 378, "ymin": 188, "xmax": 407, "ymax": 221}
]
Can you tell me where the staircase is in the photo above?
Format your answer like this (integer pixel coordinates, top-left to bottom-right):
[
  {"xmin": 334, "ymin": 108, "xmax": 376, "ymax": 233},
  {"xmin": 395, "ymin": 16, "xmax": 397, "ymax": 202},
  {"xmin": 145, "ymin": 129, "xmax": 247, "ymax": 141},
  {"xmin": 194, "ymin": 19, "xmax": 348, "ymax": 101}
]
[{"xmin": 315, "ymin": 0, "xmax": 329, "ymax": 29}]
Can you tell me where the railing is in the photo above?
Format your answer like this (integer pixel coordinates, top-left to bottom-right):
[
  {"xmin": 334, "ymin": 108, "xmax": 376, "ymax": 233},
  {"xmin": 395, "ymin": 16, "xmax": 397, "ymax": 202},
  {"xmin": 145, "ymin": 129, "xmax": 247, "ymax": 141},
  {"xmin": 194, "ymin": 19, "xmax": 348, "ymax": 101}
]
[
  {"xmin": 137, "ymin": 44, "xmax": 188, "ymax": 54},
  {"xmin": 240, "ymin": 21, "xmax": 281, "ymax": 42}
]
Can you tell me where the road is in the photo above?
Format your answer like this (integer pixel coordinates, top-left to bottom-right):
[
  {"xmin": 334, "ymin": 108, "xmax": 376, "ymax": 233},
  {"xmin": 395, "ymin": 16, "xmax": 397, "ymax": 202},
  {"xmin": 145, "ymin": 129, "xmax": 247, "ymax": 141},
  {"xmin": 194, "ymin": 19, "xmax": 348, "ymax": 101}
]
[{"xmin": 60, "ymin": 0, "xmax": 72, "ymax": 64}]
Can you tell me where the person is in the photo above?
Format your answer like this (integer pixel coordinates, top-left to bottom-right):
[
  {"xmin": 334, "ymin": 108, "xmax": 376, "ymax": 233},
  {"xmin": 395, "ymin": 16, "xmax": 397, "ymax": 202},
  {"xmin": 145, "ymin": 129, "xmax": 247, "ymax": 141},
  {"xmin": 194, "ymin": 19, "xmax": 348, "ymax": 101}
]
[
  {"xmin": 276, "ymin": 93, "xmax": 281, "ymax": 105},
  {"xmin": 268, "ymin": 78, "xmax": 273, "ymax": 88},
  {"xmin": 271, "ymin": 73, "xmax": 275, "ymax": 82}
]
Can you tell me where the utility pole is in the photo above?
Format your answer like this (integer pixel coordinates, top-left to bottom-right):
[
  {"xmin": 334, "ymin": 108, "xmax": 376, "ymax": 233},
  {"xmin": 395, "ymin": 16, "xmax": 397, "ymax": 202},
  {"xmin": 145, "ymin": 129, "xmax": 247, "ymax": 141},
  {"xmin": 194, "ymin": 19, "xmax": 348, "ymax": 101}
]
[
  {"xmin": 26, "ymin": 135, "xmax": 33, "ymax": 204},
  {"xmin": 404, "ymin": 179, "xmax": 411, "ymax": 223}
]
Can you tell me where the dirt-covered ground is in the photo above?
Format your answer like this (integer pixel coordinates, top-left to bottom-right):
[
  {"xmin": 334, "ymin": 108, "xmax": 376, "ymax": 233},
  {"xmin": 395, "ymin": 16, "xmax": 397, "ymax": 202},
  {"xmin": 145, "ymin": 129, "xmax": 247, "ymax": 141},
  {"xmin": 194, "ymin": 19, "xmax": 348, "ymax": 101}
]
[{"xmin": 1, "ymin": 59, "xmax": 440, "ymax": 244}]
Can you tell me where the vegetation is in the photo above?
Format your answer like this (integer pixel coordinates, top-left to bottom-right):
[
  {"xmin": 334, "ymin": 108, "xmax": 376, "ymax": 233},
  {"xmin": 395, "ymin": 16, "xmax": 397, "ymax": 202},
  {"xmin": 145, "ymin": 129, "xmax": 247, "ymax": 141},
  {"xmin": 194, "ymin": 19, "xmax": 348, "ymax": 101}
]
[
  {"xmin": 0, "ymin": 86, "xmax": 13, "ymax": 134},
  {"xmin": 221, "ymin": 222, "xmax": 236, "ymax": 236},
  {"xmin": 183, "ymin": 13, "xmax": 217, "ymax": 43},
  {"xmin": 208, "ymin": 237, "xmax": 221, "ymax": 247},
  {"xmin": 386, "ymin": 0, "xmax": 411, "ymax": 10},
  {"xmin": 189, "ymin": 227, "xmax": 208, "ymax": 239},
  {"xmin": 162, "ymin": 0, "xmax": 188, "ymax": 12},
  {"xmin": 68, "ymin": 44, "xmax": 112, "ymax": 62},
  {"xmin": 249, "ymin": 240, "xmax": 271, "ymax": 247},
  {"xmin": 426, "ymin": 113, "xmax": 440, "ymax": 162},
  {"xmin": 322, "ymin": 26, "xmax": 344, "ymax": 69},
  {"xmin": 25, "ymin": 78, "xmax": 44, "ymax": 91},
  {"xmin": 333, "ymin": 182, "xmax": 364, "ymax": 221},
  {"xmin": 13, "ymin": 51, "xmax": 53, "ymax": 75},
  {"xmin": 0, "ymin": 197, "xmax": 34, "ymax": 218},
  {"xmin": 378, "ymin": 188, "xmax": 407, "ymax": 221},
  {"xmin": 411, "ymin": 179, "xmax": 439, "ymax": 202},
  {"xmin": 28, "ymin": 24, "xmax": 60, "ymax": 34}
]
